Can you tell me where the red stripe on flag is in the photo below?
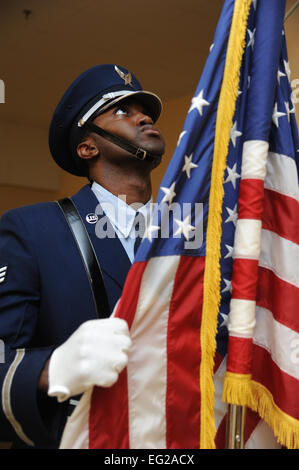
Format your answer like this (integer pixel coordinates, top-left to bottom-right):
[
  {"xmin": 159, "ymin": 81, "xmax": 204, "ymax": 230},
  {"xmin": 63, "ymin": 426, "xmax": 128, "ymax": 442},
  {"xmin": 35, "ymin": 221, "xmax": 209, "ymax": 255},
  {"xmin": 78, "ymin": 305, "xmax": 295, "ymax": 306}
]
[
  {"xmin": 214, "ymin": 399, "xmax": 263, "ymax": 449},
  {"xmin": 89, "ymin": 369, "xmax": 129, "ymax": 449},
  {"xmin": 262, "ymin": 188, "xmax": 299, "ymax": 245},
  {"xmin": 257, "ymin": 267, "xmax": 299, "ymax": 333},
  {"xmin": 215, "ymin": 415, "xmax": 227, "ymax": 449},
  {"xmin": 252, "ymin": 344, "xmax": 299, "ymax": 419},
  {"xmin": 238, "ymin": 179, "xmax": 265, "ymax": 220},
  {"xmin": 166, "ymin": 256, "xmax": 205, "ymax": 449},
  {"xmin": 115, "ymin": 261, "xmax": 149, "ymax": 326},
  {"xmin": 232, "ymin": 258, "xmax": 259, "ymax": 300},
  {"xmin": 226, "ymin": 336, "xmax": 253, "ymax": 374},
  {"xmin": 244, "ymin": 408, "xmax": 263, "ymax": 444},
  {"xmin": 89, "ymin": 261, "xmax": 148, "ymax": 449},
  {"xmin": 213, "ymin": 351, "xmax": 225, "ymax": 374}
]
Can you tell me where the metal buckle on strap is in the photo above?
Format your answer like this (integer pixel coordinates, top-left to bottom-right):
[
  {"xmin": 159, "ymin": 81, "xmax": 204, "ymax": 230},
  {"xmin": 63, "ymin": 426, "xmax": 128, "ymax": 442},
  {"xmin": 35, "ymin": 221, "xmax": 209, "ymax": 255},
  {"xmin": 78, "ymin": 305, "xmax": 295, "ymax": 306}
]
[{"xmin": 135, "ymin": 148, "xmax": 147, "ymax": 160}]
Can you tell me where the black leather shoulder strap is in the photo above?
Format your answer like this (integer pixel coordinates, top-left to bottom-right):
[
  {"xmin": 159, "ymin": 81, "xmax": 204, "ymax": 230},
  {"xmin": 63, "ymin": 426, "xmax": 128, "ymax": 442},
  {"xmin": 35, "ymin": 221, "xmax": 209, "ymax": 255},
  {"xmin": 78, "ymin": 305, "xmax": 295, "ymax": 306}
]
[{"xmin": 57, "ymin": 197, "xmax": 111, "ymax": 319}]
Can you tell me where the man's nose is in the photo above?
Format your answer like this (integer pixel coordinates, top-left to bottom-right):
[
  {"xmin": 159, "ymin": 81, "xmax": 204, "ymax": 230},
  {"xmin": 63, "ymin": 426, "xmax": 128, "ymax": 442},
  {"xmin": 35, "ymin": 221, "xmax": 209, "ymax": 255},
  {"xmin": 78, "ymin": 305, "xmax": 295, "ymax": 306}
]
[{"xmin": 135, "ymin": 110, "xmax": 154, "ymax": 126}]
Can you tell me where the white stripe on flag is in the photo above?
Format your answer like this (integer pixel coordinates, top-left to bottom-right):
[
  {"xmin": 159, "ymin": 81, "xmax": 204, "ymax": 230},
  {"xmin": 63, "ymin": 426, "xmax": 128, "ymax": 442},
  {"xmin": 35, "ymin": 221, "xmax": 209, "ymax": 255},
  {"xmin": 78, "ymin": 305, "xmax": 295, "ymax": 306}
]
[
  {"xmin": 265, "ymin": 152, "xmax": 299, "ymax": 202},
  {"xmin": 59, "ymin": 389, "xmax": 92, "ymax": 449},
  {"xmin": 260, "ymin": 229, "xmax": 299, "ymax": 288},
  {"xmin": 241, "ymin": 140, "xmax": 268, "ymax": 179},
  {"xmin": 253, "ymin": 306, "xmax": 299, "ymax": 381},
  {"xmin": 213, "ymin": 358, "xmax": 227, "ymax": 429},
  {"xmin": 234, "ymin": 219, "xmax": 262, "ymax": 259},
  {"xmin": 128, "ymin": 256, "xmax": 180, "ymax": 449},
  {"xmin": 245, "ymin": 418, "xmax": 280, "ymax": 449},
  {"xmin": 228, "ymin": 298, "xmax": 256, "ymax": 338}
]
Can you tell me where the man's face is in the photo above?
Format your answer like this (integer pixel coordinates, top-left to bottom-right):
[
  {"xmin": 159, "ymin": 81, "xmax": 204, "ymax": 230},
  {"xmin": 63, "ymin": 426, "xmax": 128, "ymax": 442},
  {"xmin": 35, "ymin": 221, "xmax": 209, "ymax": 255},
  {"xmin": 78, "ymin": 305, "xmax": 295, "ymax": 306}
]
[{"xmin": 92, "ymin": 98, "xmax": 165, "ymax": 164}]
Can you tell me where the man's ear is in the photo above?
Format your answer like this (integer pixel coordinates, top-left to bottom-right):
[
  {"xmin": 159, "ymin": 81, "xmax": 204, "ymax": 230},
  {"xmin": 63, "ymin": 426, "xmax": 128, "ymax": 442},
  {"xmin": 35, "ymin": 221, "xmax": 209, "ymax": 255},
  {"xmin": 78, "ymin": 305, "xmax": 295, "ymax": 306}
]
[{"xmin": 77, "ymin": 136, "xmax": 100, "ymax": 161}]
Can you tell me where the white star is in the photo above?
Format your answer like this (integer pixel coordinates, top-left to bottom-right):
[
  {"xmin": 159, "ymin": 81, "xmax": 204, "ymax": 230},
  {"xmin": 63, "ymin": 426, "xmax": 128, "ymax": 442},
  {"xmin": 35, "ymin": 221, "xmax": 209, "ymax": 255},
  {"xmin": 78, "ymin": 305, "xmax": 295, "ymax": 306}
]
[
  {"xmin": 284, "ymin": 60, "xmax": 291, "ymax": 81},
  {"xmin": 225, "ymin": 204, "xmax": 238, "ymax": 226},
  {"xmin": 230, "ymin": 121, "xmax": 242, "ymax": 147},
  {"xmin": 224, "ymin": 244, "xmax": 234, "ymax": 259},
  {"xmin": 219, "ymin": 312, "xmax": 229, "ymax": 328},
  {"xmin": 224, "ymin": 163, "xmax": 241, "ymax": 189},
  {"xmin": 277, "ymin": 69, "xmax": 286, "ymax": 84},
  {"xmin": 221, "ymin": 278, "xmax": 232, "ymax": 294},
  {"xmin": 210, "ymin": 43, "xmax": 214, "ymax": 52},
  {"xmin": 252, "ymin": 0, "xmax": 257, "ymax": 10},
  {"xmin": 174, "ymin": 215, "xmax": 196, "ymax": 240},
  {"xmin": 177, "ymin": 130, "xmax": 187, "ymax": 147},
  {"xmin": 143, "ymin": 220, "xmax": 160, "ymax": 243},
  {"xmin": 160, "ymin": 182, "xmax": 176, "ymax": 205},
  {"xmin": 182, "ymin": 153, "xmax": 198, "ymax": 179},
  {"xmin": 272, "ymin": 102, "xmax": 286, "ymax": 127},
  {"xmin": 247, "ymin": 28, "xmax": 256, "ymax": 50},
  {"xmin": 284, "ymin": 101, "xmax": 295, "ymax": 122},
  {"xmin": 189, "ymin": 89, "xmax": 210, "ymax": 116}
]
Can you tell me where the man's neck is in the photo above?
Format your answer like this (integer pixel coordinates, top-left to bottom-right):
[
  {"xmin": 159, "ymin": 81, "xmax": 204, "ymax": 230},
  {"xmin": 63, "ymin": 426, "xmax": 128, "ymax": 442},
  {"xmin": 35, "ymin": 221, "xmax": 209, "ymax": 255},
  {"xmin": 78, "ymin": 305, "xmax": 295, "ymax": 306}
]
[{"xmin": 92, "ymin": 166, "xmax": 152, "ymax": 206}]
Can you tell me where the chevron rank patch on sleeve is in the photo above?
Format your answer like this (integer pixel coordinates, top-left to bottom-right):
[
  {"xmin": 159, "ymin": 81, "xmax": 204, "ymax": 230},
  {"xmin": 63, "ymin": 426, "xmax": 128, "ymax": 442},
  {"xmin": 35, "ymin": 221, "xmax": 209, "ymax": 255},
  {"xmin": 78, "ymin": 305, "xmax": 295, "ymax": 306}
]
[{"xmin": 0, "ymin": 266, "xmax": 7, "ymax": 283}]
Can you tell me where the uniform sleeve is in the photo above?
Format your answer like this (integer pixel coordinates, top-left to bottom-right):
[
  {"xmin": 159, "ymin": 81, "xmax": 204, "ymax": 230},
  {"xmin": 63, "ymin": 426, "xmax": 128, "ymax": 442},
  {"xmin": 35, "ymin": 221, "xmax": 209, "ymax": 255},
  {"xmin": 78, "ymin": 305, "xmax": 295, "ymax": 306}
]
[{"xmin": 0, "ymin": 209, "xmax": 68, "ymax": 448}]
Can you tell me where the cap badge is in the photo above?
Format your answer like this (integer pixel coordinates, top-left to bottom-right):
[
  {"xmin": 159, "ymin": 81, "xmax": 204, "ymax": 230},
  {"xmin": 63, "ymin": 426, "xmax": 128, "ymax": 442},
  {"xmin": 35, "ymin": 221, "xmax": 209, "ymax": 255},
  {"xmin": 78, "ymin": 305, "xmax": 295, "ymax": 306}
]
[{"xmin": 114, "ymin": 65, "xmax": 133, "ymax": 87}]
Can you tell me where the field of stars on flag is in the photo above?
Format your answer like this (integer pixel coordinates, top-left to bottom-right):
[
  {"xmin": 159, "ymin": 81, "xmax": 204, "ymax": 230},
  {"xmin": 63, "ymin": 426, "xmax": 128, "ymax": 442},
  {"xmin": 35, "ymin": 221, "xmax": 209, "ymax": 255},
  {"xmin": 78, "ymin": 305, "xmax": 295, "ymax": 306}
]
[{"xmin": 134, "ymin": 0, "xmax": 298, "ymax": 360}]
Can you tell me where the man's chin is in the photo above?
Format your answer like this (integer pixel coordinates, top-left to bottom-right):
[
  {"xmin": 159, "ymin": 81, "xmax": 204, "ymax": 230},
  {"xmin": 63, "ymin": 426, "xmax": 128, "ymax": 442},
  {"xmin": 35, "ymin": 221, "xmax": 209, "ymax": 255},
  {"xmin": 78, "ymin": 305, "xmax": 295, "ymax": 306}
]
[
  {"xmin": 138, "ymin": 134, "xmax": 165, "ymax": 160},
  {"xmin": 146, "ymin": 153, "xmax": 162, "ymax": 169}
]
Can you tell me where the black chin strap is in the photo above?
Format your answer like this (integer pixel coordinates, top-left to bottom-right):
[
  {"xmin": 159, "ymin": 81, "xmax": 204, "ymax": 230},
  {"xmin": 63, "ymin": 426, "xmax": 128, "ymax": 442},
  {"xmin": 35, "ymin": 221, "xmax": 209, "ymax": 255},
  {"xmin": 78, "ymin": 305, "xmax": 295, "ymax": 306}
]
[{"xmin": 85, "ymin": 121, "xmax": 160, "ymax": 162}]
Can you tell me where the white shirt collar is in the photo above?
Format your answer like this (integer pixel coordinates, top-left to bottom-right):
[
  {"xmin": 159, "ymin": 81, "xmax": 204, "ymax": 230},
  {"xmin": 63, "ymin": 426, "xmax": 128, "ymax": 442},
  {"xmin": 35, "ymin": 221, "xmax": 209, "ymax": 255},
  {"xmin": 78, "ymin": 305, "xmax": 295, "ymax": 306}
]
[{"xmin": 91, "ymin": 181, "xmax": 152, "ymax": 239}]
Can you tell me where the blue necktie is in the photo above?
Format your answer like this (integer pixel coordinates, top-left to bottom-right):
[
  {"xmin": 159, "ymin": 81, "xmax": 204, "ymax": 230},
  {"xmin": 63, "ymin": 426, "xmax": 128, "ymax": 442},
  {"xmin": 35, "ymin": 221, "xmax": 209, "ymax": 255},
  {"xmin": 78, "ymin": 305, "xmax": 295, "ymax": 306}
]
[{"xmin": 133, "ymin": 212, "xmax": 145, "ymax": 257}]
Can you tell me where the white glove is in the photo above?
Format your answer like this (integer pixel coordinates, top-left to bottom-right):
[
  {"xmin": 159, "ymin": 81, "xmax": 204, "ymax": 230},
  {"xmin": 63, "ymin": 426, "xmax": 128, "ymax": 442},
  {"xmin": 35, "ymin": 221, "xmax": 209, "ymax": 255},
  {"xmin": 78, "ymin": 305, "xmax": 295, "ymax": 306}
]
[{"xmin": 48, "ymin": 318, "xmax": 131, "ymax": 402}]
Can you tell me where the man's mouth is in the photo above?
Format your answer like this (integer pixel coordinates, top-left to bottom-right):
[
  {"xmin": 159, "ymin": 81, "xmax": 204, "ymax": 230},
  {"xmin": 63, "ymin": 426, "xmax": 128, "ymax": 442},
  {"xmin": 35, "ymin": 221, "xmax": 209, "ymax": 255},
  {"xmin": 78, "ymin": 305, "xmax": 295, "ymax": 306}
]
[{"xmin": 140, "ymin": 124, "xmax": 161, "ymax": 137}]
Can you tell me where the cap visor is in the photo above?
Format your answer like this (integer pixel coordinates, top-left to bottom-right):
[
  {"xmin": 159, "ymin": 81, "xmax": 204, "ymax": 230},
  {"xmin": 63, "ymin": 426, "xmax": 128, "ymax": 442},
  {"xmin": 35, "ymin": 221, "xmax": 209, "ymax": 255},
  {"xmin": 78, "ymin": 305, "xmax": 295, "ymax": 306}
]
[{"xmin": 94, "ymin": 90, "xmax": 162, "ymax": 123}]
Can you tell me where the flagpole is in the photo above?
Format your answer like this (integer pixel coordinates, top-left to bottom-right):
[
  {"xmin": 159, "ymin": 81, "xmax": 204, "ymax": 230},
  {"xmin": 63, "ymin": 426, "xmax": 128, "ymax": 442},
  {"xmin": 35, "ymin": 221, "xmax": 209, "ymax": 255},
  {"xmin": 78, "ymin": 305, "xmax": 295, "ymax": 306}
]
[{"xmin": 225, "ymin": 404, "xmax": 246, "ymax": 449}]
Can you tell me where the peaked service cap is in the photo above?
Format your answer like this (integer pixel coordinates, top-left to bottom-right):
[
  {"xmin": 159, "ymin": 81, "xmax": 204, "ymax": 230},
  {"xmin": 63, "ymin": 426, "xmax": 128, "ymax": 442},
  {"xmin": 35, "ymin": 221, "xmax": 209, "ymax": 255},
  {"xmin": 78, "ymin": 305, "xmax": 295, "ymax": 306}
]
[{"xmin": 49, "ymin": 64, "xmax": 162, "ymax": 176}]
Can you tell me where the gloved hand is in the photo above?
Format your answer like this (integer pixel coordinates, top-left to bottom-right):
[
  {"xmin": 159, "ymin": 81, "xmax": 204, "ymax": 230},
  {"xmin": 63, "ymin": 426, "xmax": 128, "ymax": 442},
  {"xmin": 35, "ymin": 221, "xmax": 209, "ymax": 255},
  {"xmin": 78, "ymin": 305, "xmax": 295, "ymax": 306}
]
[{"xmin": 48, "ymin": 318, "xmax": 131, "ymax": 402}]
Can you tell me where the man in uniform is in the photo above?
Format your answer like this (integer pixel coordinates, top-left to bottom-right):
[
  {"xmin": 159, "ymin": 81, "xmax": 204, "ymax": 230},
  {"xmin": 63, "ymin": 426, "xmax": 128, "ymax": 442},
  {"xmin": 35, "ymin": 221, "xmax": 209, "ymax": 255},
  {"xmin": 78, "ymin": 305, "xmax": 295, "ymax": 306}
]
[{"xmin": 0, "ymin": 64, "xmax": 165, "ymax": 448}]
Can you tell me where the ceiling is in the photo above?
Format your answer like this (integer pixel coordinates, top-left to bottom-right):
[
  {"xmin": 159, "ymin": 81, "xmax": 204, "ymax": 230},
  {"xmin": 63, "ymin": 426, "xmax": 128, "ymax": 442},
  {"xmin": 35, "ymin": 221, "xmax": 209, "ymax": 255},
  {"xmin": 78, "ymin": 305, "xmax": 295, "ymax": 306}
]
[{"xmin": 0, "ymin": 0, "xmax": 224, "ymax": 129}]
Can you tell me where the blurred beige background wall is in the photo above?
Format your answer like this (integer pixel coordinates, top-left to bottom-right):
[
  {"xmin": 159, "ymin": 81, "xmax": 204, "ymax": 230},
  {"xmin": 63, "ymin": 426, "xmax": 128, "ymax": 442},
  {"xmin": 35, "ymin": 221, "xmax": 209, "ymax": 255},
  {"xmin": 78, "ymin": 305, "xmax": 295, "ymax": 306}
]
[
  {"xmin": 0, "ymin": 0, "xmax": 298, "ymax": 451},
  {"xmin": 0, "ymin": 0, "xmax": 298, "ymax": 214}
]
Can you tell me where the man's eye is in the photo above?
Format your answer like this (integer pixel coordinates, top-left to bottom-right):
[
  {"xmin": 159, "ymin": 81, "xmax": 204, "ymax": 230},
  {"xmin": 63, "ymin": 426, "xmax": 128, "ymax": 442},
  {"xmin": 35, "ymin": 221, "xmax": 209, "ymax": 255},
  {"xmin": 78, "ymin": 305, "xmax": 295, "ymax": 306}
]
[{"xmin": 115, "ymin": 107, "xmax": 128, "ymax": 115}]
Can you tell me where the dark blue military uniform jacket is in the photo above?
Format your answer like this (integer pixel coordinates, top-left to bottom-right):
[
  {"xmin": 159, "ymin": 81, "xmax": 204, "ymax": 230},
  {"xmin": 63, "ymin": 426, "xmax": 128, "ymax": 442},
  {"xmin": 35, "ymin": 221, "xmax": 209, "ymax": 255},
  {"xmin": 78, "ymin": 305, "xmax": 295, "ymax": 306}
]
[{"xmin": 0, "ymin": 184, "xmax": 131, "ymax": 448}]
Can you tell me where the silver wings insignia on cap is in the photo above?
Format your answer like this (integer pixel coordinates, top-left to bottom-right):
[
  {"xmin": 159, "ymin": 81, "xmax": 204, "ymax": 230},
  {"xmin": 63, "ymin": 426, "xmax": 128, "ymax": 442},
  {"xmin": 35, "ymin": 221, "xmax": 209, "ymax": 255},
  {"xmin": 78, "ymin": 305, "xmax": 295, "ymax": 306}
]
[{"xmin": 114, "ymin": 65, "xmax": 133, "ymax": 87}]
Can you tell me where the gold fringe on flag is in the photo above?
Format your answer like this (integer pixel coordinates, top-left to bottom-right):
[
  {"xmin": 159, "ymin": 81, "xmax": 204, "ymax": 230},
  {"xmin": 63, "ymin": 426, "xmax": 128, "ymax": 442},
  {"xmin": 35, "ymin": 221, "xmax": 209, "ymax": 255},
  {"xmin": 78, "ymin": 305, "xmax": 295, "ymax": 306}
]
[
  {"xmin": 249, "ymin": 381, "xmax": 299, "ymax": 449},
  {"xmin": 222, "ymin": 372, "xmax": 252, "ymax": 407},
  {"xmin": 224, "ymin": 374, "xmax": 299, "ymax": 449},
  {"xmin": 223, "ymin": 374, "xmax": 299, "ymax": 449},
  {"xmin": 199, "ymin": 0, "xmax": 252, "ymax": 449}
]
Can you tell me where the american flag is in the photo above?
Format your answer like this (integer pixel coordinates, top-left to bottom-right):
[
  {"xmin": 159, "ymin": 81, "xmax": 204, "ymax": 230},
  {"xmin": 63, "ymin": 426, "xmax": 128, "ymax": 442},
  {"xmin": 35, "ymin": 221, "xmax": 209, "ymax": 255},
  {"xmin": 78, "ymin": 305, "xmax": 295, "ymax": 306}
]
[
  {"xmin": 222, "ymin": 0, "xmax": 299, "ymax": 449},
  {"xmin": 59, "ymin": 0, "xmax": 299, "ymax": 449}
]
